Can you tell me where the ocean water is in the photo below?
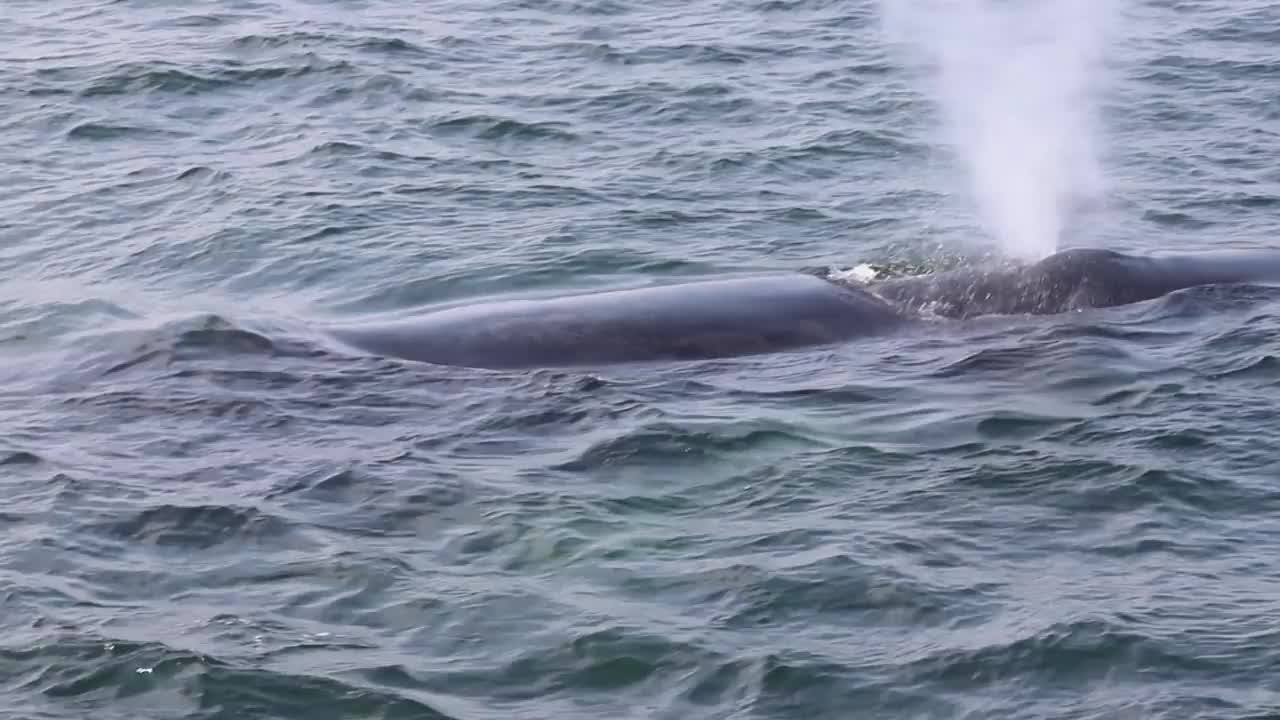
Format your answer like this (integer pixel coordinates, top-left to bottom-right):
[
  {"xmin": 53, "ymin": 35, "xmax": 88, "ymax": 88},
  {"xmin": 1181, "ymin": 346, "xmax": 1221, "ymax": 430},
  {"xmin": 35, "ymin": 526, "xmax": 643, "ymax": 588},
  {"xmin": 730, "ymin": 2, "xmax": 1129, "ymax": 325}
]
[{"xmin": 4, "ymin": 0, "xmax": 1280, "ymax": 718}]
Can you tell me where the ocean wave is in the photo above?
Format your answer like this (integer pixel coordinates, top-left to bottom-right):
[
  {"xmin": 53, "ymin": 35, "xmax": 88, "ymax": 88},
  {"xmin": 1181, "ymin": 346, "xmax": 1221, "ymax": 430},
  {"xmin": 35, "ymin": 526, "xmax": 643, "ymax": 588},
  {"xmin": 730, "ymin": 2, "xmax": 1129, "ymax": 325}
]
[
  {"xmin": 0, "ymin": 636, "xmax": 459, "ymax": 719},
  {"xmin": 555, "ymin": 420, "xmax": 827, "ymax": 472},
  {"xmin": 91, "ymin": 504, "xmax": 294, "ymax": 550},
  {"xmin": 74, "ymin": 58, "xmax": 355, "ymax": 98}
]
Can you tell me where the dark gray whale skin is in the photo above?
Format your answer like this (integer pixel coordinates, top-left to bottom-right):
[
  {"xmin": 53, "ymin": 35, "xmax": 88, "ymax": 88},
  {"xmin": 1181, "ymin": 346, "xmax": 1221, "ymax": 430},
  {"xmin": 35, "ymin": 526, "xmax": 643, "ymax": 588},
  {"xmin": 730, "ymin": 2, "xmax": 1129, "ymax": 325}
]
[
  {"xmin": 868, "ymin": 247, "xmax": 1280, "ymax": 318},
  {"xmin": 327, "ymin": 247, "xmax": 1280, "ymax": 370},
  {"xmin": 327, "ymin": 272, "xmax": 908, "ymax": 369}
]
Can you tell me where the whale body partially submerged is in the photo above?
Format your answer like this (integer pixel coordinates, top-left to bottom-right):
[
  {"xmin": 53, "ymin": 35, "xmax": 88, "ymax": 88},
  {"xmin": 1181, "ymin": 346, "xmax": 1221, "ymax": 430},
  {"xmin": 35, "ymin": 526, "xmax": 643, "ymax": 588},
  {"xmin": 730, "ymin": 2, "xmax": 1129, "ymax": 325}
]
[{"xmin": 326, "ymin": 247, "xmax": 1280, "ymax": 370}]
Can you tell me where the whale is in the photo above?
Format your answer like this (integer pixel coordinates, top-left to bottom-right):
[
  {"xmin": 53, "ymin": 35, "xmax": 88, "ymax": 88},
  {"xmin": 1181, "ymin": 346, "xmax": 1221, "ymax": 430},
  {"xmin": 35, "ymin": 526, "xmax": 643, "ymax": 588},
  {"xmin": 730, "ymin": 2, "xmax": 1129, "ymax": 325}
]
[{"xmin": 325, "ymin": 247, "xmax": 1280, "ymax": 370}]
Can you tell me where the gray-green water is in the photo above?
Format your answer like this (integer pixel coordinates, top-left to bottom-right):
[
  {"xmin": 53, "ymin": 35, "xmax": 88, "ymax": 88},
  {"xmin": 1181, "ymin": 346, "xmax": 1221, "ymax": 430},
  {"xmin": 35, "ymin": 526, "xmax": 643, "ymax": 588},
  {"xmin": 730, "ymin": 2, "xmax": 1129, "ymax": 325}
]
[{"xmin": 4, "ymin": 1, "xmax": 1280, "ymax": 718}]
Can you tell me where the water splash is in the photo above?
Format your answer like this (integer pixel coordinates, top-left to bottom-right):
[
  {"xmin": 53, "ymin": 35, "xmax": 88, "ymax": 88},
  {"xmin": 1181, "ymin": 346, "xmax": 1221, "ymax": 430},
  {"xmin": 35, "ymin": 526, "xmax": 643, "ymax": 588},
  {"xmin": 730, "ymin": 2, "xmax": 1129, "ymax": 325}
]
[{"xmin": 879, "ymin": 0, "xmax": 1119, "ymax": 260}]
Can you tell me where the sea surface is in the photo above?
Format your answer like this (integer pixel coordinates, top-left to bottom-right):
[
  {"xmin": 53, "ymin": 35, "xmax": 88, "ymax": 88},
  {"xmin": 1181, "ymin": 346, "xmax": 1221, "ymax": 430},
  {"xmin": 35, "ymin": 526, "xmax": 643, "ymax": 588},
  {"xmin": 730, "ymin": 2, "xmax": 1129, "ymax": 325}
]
[{"xmin": 4, "ymin": 1, "xmax": 1280, "ymax": 718}]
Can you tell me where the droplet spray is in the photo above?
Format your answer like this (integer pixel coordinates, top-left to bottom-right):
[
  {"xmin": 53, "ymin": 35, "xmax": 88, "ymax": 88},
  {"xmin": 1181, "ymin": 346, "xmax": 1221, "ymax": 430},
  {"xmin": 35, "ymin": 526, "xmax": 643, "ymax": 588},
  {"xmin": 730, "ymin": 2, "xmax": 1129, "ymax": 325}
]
[{"xmin": 879, "ymin": 0, "xmax": 1119, "ymax": 260}]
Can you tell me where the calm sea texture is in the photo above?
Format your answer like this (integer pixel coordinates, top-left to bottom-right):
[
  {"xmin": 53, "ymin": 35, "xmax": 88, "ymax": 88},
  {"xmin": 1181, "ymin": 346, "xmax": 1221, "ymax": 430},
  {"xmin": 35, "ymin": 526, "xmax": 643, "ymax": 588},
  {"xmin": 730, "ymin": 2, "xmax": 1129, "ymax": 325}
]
[{"xmin": 4, "ymin": 1, "xmax": 1280, "ymax": 718}]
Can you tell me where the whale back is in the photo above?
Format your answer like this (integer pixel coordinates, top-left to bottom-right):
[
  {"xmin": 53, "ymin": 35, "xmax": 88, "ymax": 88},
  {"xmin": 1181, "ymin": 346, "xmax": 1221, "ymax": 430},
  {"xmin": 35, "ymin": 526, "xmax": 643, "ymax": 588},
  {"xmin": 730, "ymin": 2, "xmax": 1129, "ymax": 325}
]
[
  {"xmin": 865, "ymin": 248, "xmax": 1132, "ymax": 318},
  {"xmin": 867, "ymin": 247, "xmax": 1280, "ymax": 318},
  {"xmin": 328, "ymin": 273, "xmax": 906, "ymax": 369},
  {"xmin": 327, "ymin": 248, "xmax": 1280, "ymax": 370}
]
